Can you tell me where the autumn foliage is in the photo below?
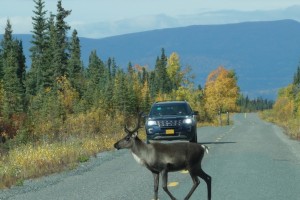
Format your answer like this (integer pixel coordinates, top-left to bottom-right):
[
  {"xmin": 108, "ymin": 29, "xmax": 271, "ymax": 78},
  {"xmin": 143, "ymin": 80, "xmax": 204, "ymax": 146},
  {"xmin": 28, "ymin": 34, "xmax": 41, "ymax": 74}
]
[
  {"xmin": 204, "ymin": 66, "xmax": 239, "ymax": 120},
  {"xmin": 261, "ymin": 65, "xmax": 300, "ymax": 140}
]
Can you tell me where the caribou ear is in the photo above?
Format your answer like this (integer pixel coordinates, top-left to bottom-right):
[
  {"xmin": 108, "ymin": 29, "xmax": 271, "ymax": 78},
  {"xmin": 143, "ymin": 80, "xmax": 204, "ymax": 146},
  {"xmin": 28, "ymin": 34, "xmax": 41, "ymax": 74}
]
[{"xmin": 132, "ymin": 131, "xmax": 138, "ymax": 138}]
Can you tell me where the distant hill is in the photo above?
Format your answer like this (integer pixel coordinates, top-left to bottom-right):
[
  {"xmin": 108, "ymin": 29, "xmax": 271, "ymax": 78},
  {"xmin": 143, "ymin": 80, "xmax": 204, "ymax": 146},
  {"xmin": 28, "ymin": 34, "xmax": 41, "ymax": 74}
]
[{"xmin": 2, "ymin": 19, "xmax": 300, "ymax": 99}]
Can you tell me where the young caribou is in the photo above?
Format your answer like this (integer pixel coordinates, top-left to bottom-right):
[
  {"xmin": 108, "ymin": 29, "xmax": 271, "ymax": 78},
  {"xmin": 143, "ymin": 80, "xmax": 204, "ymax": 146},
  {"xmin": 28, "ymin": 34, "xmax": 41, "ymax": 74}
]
[{"xmin": 114, "ymin": 113, "xmax": 211, "ymax": 200}]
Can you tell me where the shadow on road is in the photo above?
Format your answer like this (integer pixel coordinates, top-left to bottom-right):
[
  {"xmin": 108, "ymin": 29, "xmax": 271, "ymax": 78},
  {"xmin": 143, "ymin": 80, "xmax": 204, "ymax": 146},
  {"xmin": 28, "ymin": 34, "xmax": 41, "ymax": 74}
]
[{"xmin": 198, "ymin": 142, "xmax": 236, "ymax": 145}]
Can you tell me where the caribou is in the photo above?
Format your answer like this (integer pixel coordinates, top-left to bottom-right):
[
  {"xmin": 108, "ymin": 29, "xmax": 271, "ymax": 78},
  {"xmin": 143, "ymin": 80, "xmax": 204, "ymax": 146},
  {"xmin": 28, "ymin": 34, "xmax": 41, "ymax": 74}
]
[{"xmin": 114, "ymin": 113, "xmax": 211, "ymax": 200}]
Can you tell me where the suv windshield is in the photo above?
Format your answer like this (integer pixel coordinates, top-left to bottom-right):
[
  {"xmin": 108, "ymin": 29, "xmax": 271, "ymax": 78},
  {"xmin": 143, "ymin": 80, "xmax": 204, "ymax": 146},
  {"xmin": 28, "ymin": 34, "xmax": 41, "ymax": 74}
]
[{"xmin": 149, "ymin": 103, "xmax": 192, "ymax": 116}]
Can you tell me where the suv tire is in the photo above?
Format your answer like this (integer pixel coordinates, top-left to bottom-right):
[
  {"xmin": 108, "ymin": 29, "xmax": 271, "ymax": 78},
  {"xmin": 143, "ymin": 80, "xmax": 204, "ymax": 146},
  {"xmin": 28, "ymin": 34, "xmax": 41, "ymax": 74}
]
[{"xmin": 190, "ymin": 129, "xmax": 198, "ymax": 143}]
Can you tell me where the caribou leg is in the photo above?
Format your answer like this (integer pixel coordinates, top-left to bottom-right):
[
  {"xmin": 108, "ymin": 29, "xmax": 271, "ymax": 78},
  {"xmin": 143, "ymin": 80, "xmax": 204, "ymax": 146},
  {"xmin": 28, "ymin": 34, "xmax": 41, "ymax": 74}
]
[
  {"xmin": 161, "ymin": 169, "xmax": 177, "ymax": 200},
  {"xmin": 197, "ymin": 167, "xmax": 212, "ymax": 200},
  {"xmin": 184, "ymin": 173, "xmax": 200, "ymax": 200},
  {"xmin": 152, "ymin": 172, "xmax": 159, "ymax": 200}
]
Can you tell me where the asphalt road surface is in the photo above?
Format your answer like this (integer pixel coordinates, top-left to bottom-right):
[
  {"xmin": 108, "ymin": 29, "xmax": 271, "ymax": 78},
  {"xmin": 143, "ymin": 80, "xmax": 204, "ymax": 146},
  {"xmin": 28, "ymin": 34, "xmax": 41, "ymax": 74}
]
[{"xmin": 1, "ymin": 113, "xmax": 300, "ymax": 200}]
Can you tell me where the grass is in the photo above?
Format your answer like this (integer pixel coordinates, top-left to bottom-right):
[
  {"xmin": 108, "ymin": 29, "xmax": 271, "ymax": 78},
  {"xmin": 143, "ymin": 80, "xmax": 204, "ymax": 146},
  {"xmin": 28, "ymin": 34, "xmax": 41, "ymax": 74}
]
[
  {"xmin": 0, "ymin": 134, "xmax": 120, "ymax": 189},
  {"xmin": 260, "ymin": 110, "xmax": 300, "ymax": 140}
]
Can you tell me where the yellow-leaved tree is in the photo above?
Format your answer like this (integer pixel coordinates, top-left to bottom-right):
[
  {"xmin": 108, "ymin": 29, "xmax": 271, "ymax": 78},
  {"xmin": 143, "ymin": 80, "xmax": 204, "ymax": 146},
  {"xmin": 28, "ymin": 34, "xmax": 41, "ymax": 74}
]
[
  {"xmin": 167, "ymin": 52, "xmax": 183, "ymax": 90},
  {"xmin": 57, "ymin": 76, "xmax": 79, "ymax": 115},
  {"xmin": 272, "ymin": 84, "xmax": 294, "ymax": 122},
  {"xmin": 204, "ymin": 66, "xmax": 239, "ymax": 123}
]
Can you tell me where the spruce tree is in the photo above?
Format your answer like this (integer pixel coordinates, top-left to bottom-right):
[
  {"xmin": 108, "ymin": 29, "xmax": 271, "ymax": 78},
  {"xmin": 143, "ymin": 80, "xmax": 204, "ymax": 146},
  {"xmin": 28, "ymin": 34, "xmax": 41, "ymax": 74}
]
[
  {"xmin": 27, "ymin": 0, "xmax": 48, "ymax": 95},
  {"xmin": 0, "ymin": 47, "xmax": 3, "ymax": 80},
  {"xmin": 111, "ymin": 57, "xmax": 117, "ymax": 78},
  {"xmin": 53, "ymin": 0, "xmax": 71, "ymax": 78},
  {"xmin": 1, "ymin": 20, "xmax": 13, "ymax": 60},
  {"xmin": 1, "ymin": 20, "xmax": 26, "ymax": 118},
  {"xmin": 112, "ymin": 69, "xmax": 128, "ymax": 113},
  {"xmin": 86, "ymin": 50, "xmax": 105, "ymax": 85},
  {"xmin": 293, "ymin": 66, "xmax": 300, "ymax": 85},
  {"xmin": 43, "ymin": 13, "xmax": 57, "ymax": 88},
  {"xmin": 16, "ymin": 40, "xmax": 26, "ymax": 94},
  {"xmin": 68, "ymin": 29, "xmax": 83, "ymax": 93},
  {"xmin": 107, "ymin": 57, "xmax": 112, "ymax": 80},
  {"xmin": 154, "ymin": 48, "xmax": 171, "ymax": 94},
  {"xmin": 3, "ymin": 41, "xmax": 26, "ymax": 115},
  {"xmin": 85, "ymin": 50, "xmax": 105, "ymax": 107},
  {"xmin": 149, "ymin": 71, "xmax": 156, "ymax": 98}
]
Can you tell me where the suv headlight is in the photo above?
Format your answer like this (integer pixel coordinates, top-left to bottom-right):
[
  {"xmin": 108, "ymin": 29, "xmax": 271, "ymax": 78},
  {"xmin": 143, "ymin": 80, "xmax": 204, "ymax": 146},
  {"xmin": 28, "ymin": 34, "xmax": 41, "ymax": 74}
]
[
  {"xmin": 183, "ymin": 118, "xmax": 193, "ymax": 124},
  {"xmin": 147, "ymin": 120, "xmax": 157, "ymax": 126}
]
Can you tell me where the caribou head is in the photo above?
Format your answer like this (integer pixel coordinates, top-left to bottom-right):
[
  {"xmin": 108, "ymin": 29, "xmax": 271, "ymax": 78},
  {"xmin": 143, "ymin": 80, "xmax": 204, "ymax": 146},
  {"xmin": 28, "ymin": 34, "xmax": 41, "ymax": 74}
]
[{"xmin": 114, "ymin": 112, "xmax": 143, "ymax": 150}]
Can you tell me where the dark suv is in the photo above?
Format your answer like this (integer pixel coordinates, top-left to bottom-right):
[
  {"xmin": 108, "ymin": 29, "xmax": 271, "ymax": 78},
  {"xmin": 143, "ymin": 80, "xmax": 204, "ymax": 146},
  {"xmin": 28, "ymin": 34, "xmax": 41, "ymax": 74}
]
[{"xmin": 145, "ymin": 101, "xmax": 198, "ymax": 143}]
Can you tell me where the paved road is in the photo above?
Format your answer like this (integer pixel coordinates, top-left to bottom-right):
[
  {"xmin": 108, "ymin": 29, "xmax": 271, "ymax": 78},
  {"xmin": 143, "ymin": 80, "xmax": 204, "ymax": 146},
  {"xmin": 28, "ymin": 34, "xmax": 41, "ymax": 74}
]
[{"xmin": 1, "ymin": 113, "xmax": 300, "ymax": 200}]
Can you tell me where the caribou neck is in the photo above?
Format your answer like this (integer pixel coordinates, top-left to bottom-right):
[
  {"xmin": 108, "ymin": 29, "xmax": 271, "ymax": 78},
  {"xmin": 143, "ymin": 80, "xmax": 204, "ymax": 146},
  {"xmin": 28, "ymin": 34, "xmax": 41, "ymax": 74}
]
[
  {"xmin": 131, "ymin": 136, "xmax": 149, "ymax": 155},
  {"xmin": 130, "ymin": 136, "xmax": 151, "ymax": 166}
]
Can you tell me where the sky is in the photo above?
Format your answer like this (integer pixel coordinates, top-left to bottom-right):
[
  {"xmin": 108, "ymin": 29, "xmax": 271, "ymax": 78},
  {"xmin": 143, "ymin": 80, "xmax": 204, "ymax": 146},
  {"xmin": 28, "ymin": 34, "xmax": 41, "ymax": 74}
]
[{"xmin": 1, "ymin": 0, "xmax": 300, "ymax": 38}]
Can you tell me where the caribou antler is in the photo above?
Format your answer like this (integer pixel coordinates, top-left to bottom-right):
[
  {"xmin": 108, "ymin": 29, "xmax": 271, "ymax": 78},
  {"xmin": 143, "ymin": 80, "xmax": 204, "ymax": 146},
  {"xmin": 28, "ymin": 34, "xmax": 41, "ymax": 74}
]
[{"xmin": 124, "ymin": 112, "xmax": 144, "ymax": 134}]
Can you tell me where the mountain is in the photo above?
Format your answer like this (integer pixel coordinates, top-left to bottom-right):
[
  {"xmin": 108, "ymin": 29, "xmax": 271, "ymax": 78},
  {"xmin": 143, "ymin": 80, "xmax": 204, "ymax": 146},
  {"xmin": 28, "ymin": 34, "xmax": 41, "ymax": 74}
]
[{"xmin": 2, "ymin": 19, "xmax": 300, "ymax": 99}]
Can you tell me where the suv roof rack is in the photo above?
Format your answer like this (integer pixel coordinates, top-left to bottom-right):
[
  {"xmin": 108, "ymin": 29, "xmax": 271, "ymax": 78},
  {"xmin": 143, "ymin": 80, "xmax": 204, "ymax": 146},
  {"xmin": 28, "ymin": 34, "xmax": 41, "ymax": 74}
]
[{"xmin": 155, "ymin": 100, "xmax": 187, "ymax": 103}]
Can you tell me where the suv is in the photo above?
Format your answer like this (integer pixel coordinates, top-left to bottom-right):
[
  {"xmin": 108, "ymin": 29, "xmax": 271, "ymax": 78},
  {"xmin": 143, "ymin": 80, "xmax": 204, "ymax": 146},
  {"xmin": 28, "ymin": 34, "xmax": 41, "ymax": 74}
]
[{"xmin": 145, "ymin": 101, "xmax": 198, "ymax": 143}]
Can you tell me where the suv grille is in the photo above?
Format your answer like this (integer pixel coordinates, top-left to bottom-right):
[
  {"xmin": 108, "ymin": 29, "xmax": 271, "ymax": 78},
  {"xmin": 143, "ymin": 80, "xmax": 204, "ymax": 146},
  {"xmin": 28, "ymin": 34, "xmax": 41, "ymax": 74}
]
[{"xmin": 157, "ymin": 119, "xmax": 183, "ymax": 127}]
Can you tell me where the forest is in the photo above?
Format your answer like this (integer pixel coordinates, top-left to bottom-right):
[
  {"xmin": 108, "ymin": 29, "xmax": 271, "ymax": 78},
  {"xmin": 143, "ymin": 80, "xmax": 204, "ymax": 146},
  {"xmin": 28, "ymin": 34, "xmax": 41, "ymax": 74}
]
[{"xmin": 0, "ymin": 0, "xmax": 272, "ymax": 188}]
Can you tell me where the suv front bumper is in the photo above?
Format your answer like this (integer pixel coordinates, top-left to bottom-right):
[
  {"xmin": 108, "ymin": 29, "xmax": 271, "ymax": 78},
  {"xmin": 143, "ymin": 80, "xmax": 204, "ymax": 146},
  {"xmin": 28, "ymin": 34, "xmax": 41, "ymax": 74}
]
[{"xmin": 146, "ymin": 126, "xmax": 196, "ymax": 141}]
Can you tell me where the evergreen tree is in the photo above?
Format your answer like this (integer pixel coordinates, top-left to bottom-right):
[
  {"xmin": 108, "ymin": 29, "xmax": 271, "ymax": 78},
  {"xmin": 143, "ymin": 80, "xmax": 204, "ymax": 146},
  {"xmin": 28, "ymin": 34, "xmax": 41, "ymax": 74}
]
[
  {"xmin": 141, "ymin": 66, "xmax": 147, "ymax": 84},
  {"xmin": 84, "ymin": 50, "xmax": 105, "ymax": 107},
  {"xmin": 126, "ymin": 80, "xmax": 138, "ymax": 114},
  {"xmin": 106, "ymin": 57, "xmax": 117, "ymax": 79},
  {"xmin": 28, "ymin": 0, "xmax": 48, "ymax": 95},
  {"xmin": 68, "ymin": 29, "xmax": 83, "ymax": 94},
  {"xmin": 112, "ymin": 69, "xmax": 128, "ymax": 114},
  {"xmin": 53, "ymin": 0, "xmax": 71, "ymax": 78},
  {"xmin": 293, "ymin": 65, "xmax": 300, "ymax": 85},
  {"xmin": 102, "ymin": 58, "xmax": 117, "ymax": 112},
  {"xmin": 3, "ymin": 41, "xmax": 26, "ymax": 116},
  {"xmin": 107, "ymin": 57, "xmax": 112, "ymax": 80},
  {"xmin": 0, "ymin": 46, "xmax": 3, "ymax": 80},
  {"xmin": 141, "ymin": 79, "xmax": 151, "ymax": 112},
  {"xmin": 127, "ymin": 62, "xmax": 134, "ymax": 76},
  {"xmin": 16, "ymin": 40, "xmax": 26, "ymax": 94},
  {"xmin": 1, "ymin": 19, "xmax": 13, "ymax": 60},
  {"xmin": 1, "ymin": 20, "xmax": 26, "ymax": 118},
  {"xmin": 149, "ymin": 71, "xmax": 156, "ymax": 98},
  {"xmin": 238, "ymin": 95, "xmax": 274, "ymax": 112},
  {"xmin": 111, "ymin": 57, "xmax": 117, "ymax": 78},
  {"xmin": 86, "ymin": 50, "xmax": 105, "ymax": 85},
  {"xmin": 154, "ymin": 48, "xmax": 171, "ymax": 94},
  {"xmin": 43, "ymin": 13, "xmax": 57, "ymax": 88}
]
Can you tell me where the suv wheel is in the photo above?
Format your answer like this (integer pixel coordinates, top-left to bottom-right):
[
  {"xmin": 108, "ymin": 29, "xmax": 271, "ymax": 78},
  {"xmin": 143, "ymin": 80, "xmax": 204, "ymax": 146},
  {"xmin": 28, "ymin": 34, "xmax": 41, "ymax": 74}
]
[{"xmin": 190, "ymin": 131, "xmax": 198, "ymax": 143}]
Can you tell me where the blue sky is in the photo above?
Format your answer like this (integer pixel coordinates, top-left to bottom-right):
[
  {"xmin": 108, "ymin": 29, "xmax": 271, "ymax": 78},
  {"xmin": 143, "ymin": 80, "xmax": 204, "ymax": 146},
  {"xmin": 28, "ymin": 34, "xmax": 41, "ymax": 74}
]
[{"xmin": 1, "ymin": 0, "xmax": 300, "ymax": 38}]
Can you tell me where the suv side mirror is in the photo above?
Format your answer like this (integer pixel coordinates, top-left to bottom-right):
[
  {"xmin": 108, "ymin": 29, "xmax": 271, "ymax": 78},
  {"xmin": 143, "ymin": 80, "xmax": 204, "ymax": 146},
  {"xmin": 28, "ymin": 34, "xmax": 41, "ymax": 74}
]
[
  {"xmin": 142, "ymin": 113, "xmax": 149, "ymax": 118},
  {"xmin": 193, "ymin": 111, "xmax": 199, "ymax": 115}
]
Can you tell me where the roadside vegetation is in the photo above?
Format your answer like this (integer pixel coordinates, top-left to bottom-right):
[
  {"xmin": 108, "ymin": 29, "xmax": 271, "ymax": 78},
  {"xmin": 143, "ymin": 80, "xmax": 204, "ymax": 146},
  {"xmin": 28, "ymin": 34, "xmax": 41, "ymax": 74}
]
[
  {"xmin": 0, "ymin": 0, "xmax": 242, "ymax": 188},
  {"xmin": 261, "ymin": 66, "xmax": 300, "ymax": 140}
]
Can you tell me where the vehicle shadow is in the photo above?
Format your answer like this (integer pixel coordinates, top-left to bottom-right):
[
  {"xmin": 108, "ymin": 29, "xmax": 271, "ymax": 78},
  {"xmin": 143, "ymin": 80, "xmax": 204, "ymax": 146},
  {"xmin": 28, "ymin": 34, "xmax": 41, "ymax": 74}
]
[{"xmin": 198, "ymin": 141, "xmax": 236, "ymax": 145}]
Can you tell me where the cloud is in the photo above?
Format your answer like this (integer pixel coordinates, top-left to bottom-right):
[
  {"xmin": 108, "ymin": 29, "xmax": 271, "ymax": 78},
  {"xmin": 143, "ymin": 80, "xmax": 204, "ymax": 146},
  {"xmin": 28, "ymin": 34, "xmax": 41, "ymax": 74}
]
[
  {"xmin": 0, "ymin": 16, "xmax": 32, "ymax": 34},
  {"xmin": 74, "ymin": 5, "xmax": 300, "ymax": 38},
  {"xmin": 75, "ymin": 14, "xmax": 179, "ymax": 38},
  {"xmin": 2, "ymin": 5, "xmax": 300, "ymax": 38},
  {"xmin": 176, "ymin": 5, "xmax": 300, "ymax": 25}
]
